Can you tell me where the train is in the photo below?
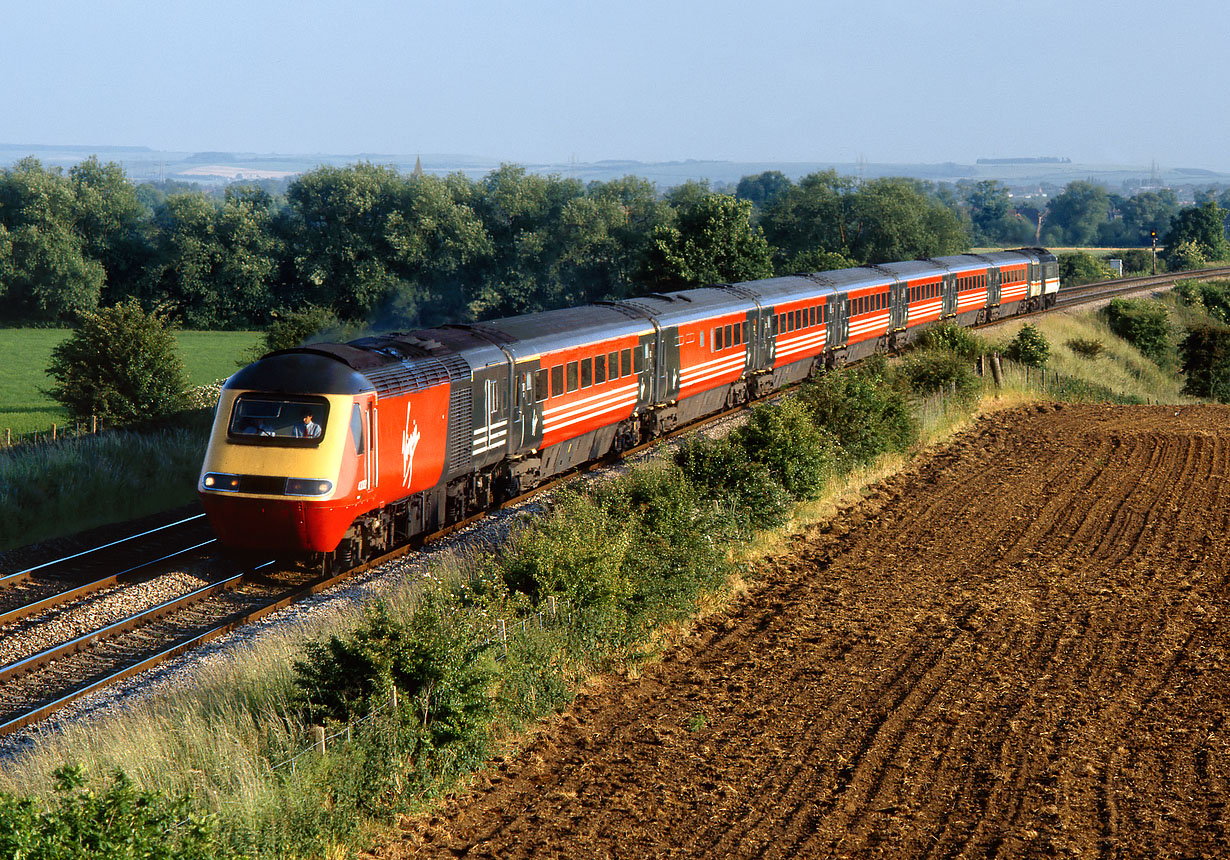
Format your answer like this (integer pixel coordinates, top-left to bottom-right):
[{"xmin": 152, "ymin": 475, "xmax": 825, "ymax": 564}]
[{"xmin": 198, "ymin": 247, "xmax": 1059, "ymax": 567}]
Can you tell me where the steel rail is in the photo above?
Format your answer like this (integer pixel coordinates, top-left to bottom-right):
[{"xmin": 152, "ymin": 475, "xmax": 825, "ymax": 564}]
[
  {"xmin": 0, "ymin": 539, "xmax": 217, "ymax": 630},
  {"xmin": 0, "ymin": 513, "xmax": 208, "ymax": 590},
  {"xmin": 0, "ymin": 572, "xmax": 248, "ymax": 685}
]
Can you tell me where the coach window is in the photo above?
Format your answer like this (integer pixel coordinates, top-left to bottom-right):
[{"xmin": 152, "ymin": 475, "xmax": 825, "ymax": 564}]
[
  {"xmin": 608, "ymin": 351, "xmax": 619, "ymax": 379},
  {"xmin": 595, "ymin": 354, "xmax": 606, "ymax": 385},
  {"xmin": 734, "ymin": 322, "xmax": 743, "ymax": 345},
  {"xmin": 534, "ymin": 369, "xmax": 549, "ymax": 402},
  {"xmin": 581, "ymin": 357, "xmax": 592, "ymax": 388},
  {"xmin": 722, "ymin": 323, "xmax": 732, "ymax": 348},
  {"xmin": 551, "ymin": 364, "xmax": 564, "ymax": 397},
  {"xmin": 634, "ymin": 345, "xmax": 645, "ymax": 373},
  {"xmin": 713, "ymin": 326, "xmax": 722, "ymax": 351},
  {"xmin": 567, "ymin": 361, "xmax": 579, "ymax": 393},
  {"xmin": 622, "ymin": 347, "xmax": 633, "ymax": 376}
]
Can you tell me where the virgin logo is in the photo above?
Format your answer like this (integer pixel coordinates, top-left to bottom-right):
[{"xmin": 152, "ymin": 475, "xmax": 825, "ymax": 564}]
[{"xmin": 402, "ymin": 403, "xmax": 421, "ymax": 487}]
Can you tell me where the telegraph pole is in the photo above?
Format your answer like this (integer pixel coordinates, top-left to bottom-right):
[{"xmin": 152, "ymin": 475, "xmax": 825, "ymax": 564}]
[{"xmin": 1151, "ymin": 230, "xmax": 1157, "ymax": 275}]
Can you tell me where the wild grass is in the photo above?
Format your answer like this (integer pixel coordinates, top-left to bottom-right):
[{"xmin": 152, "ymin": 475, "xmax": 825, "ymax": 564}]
[
  {"xmin": 0, "ymin": 417, "xmax": 211, "ymax": 551},
  {"xmin": 984, "ymin": 309, "xmax": 1193, "ymax": 404}
]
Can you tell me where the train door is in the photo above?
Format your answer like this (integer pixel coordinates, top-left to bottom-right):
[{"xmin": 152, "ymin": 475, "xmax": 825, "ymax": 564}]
[
  {"xmin": 988, "ymin": 268, "xmax": 1001, "ymax": 306},
  {"xmin": 512, "ymin": 364, "xmax": 537, "ymax": 450},
  {"xmin": 891, "ymin": 279, "xmax": 906, "ymax": 329},
  {"xmin": 827, "ymin": 295, "xmax": 849, "ymax": 348},
  {"xmin": 351, "ymin": 393, "xmax": 376, "ymax": 495},
  {"xmin": 942, "ymin": 275, "xmax": 957, "ymax": 318}
]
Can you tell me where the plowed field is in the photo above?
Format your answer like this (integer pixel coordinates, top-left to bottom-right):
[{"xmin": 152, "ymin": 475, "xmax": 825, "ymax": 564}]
[{"xmin": 383, "ymin": 404, "xmax": 1230, "ymax": 859}]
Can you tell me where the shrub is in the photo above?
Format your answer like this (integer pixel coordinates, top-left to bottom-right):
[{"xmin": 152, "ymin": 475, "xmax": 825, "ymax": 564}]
[
  {"xmin": 1178, "ymin": 323, "xmax": 1230, "ymax": 401},
  {"xmin": 1103, "ymin": 298, "xmax": 1171, "ymax": 364},
  {"xmin": 1004, "ymin": 323, "xmax": 1051, "ymax": 367},
  {"xmin": 729, "ymin": 397, "xmax": 837, "ymax": 501},
  {"xmin": 1058, "ymin": 252, "xmax": 1116, "ymax": 287},
  {"xmin": 1174, "ymin": 279, "xmax": 1230, "ymax": 324},
  {"xmin": 897, "ymin": 349, "xmax": 980, "ymax": 401},
  {"xmin": 673, "ymin": 434, "xmax": 790, "ymax": 530},
  {"xmin": 44, "ymin": 299, "xmax": 188, "ymax": 425},
  {"xmin": 1066, "ymin": 337, "xmax": 1106, "ymax": 359},
  {"xmin": 293, "ymin": 596, "xmax": 496, "ymax": 755},
  {"xmin": 0, "ymin": 766, "xmax": 222, "ymax": 859},
  {"xmin": 914, "ymin": 322, "xmax": 987, "ymax": 360},
  {"xmin": 1167, "ymin": 239, "xmax": 1209, "ymax": 272},
  {"xmin": 1119, "ymin": 248, "xmax": 1161, "ymax": 275},
  {"xmin": 797, "ymin": 363, "xmax": 917, "ymax": 464}
]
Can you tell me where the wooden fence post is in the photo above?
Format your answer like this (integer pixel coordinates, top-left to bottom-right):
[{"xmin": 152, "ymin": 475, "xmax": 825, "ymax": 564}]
[{"xmin": 313, "ymin": 725, "xmax": 326, "ymax": 754}]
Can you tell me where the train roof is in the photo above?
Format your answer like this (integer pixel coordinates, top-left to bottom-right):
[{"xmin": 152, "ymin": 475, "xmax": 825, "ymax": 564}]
[
  {"xmin": 610, "ymin": 286, "xmax": 756, "ymax": 326},
  {"xmin": 481, "ymin": 303, "xmax": 654, "ymax": 359}
]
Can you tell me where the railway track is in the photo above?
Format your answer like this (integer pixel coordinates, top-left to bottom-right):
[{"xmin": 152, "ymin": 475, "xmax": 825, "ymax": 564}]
[{"xmin": 4, "ymin": 262, "xmax": 1223, "ymax": 739}]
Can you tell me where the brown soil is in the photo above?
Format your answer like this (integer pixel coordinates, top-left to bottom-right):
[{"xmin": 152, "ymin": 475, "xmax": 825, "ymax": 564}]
[{"xmin": 381, "ymin": 404, "xmax": 1230, "ymax": 859}]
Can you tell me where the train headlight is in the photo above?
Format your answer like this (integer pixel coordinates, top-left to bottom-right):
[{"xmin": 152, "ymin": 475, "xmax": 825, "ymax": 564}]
[
  {"xmin": 285, "ymin": 478, "xmax": 333, "ymax": 496},
  {"xmin": 202, "ymin": 472, "xmax": 240, "ymax": 492}
]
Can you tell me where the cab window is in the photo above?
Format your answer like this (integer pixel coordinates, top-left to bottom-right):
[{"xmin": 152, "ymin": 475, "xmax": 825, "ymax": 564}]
[{"xmin": 228, "ymin": 396, "xmax": 329, "ymax": 445}]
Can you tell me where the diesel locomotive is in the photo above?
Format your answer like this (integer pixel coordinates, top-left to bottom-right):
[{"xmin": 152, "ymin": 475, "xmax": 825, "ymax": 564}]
[{"xmin": 198, "ymin": 247, "xmax": 1059, "ymax": 567}]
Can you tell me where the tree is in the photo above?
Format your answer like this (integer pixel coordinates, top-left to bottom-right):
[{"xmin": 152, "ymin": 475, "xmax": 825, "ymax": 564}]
[
  {"xmin": 69, "ymin": 156, "xmax": 154, "ymax": 304},
  {"xmin": 735, "ymin": 171, "xmax": 793, "ymax": 213},
  {"xmin": 45, "ymin": 299, "xmax": 188, "ymax": 424},
  {"xmin": 761, "ymin": 170, "xmax": 857, "ymax": 263},
  {"xmin": 641, "ymin": 193, "xmax": 773, "ymax": 290},
  {"xmin": 150, "ymin": 187, "xmax": 281, "ymax": 328},
  {"xmin": 1042, "ymin": 181, "xmax": 1111, "ymax": 246},
  {"xmin": 1164, "ymin": 201, "xmax": 1230, "ymax": 268},
  {"xmin": 844, "ymin": 178, "xmax": 968, "ymax": 263},
  {"xmin": 0, "ymin": 158, "xmax": 103, "ymax": 322},
  {"xmin": 282, "ymin": 162, "xmax": 410, "ymax": 320}
]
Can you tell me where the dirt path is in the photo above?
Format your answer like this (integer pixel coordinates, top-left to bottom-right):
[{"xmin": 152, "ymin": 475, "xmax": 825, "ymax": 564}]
[{"xmin": 382, "ymin": 404, "xmax": 1230, "ymax": 859}]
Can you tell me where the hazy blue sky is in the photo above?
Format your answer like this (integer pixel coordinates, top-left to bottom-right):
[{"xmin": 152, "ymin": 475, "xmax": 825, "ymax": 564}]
[{"xmin": 3, "ymin": 0, "xmax": 1227, "ymax": 169}]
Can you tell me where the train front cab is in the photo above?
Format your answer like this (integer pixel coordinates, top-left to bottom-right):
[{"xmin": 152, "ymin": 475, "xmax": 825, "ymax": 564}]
[{"xmin": 198, "ymin": 353, "xmax": 380, "ymax": 555}]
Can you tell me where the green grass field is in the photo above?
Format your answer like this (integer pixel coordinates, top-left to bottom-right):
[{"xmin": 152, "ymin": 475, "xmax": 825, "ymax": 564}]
[{"xmin": 0, "ymin": 329, "xmax": 262, "ymax": 438}]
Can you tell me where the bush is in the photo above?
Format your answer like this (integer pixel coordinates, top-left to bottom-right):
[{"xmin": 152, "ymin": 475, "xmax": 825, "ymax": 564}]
[
  {"xmin": 1066, "ymin": 337, "xmax": 1106, "ymax": 359},
  {"xmin": 1058, "ymin": 252, "xmax": 1116, "ymax": 287},
  {"xmin": 1178, "ymin": 323, "xmax": 1230, "ymax": 401},
  {"xmin": 1003, "ymin": 323, "xmax": 1051, "ymax": 367},
  {"xmin": 797, "ymin": 363, "xmax": 917, "ymax": 465},
  {"xmin": 914, "ymin": 322, "xmax": 987, "ymax": 360},
  {"xmin": 729, "ymin": 397, "xmax": 837, "ymax": 501},
  {"xmin": 1118, "ymin": 248, "xmax": 1161, "ymax": 275},
  {"xmin": 0, "ymin": 765, "xmax": 222, "ymax": 859},
  {"xmin": 897, "ymin": 349, "xmax": 980, "ymax": 401},
  {"xmin": 1174, "ymin": 279, "xmax": 1230, "ymax": 324},
  {"xmin": 293, "ymin": 596, "xmax": 496, "ymax": 756},
  {"xmin": 1167, "ymin": 239, "xmax": 1209, "ymax": 272},
  {"xmin": 44, "ymin": 299, "xmax": 188, "ymax": 425},
  {"xmin": 1103, "ymin": 298, "xmax": 1171, "ymax": 364},
  {"xmin": 673, "ymin": 434, "xmax": 790, "ymax": 531}
]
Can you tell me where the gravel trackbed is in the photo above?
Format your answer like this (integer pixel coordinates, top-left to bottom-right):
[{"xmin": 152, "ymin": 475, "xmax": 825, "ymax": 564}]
[{"xmin": 382, "ymin": 404, "xmax": 1230, "ymax": 859}]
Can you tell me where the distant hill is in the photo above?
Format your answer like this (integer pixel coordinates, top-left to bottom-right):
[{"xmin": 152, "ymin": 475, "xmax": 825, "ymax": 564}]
[{"xmin": 1, "ymin": 143, "xmax": 1227, "ymax": 194}]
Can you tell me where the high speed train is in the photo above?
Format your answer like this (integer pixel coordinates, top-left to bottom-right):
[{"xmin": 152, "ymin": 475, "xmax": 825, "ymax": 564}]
[{"xmin": 198, "ymin": 247, "xmax": 1058, "ymax": 567}]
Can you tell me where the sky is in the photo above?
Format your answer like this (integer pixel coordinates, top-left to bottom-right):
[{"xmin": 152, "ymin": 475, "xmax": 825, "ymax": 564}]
[{"xmin": 2, "ymin": 0, "xmax": 1228, "ymax": 170}]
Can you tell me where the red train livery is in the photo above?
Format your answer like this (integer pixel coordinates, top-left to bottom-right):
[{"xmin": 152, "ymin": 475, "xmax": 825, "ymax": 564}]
[{"xmin": 199, "ymin": 248, "xmax": 1058, "ymax": 565}]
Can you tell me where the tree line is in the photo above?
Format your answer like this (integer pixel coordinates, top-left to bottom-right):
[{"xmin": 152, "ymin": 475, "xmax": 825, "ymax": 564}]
[{"xmin": 2, "ymin": 156, "xmax": 1228, "ymax": 332}]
